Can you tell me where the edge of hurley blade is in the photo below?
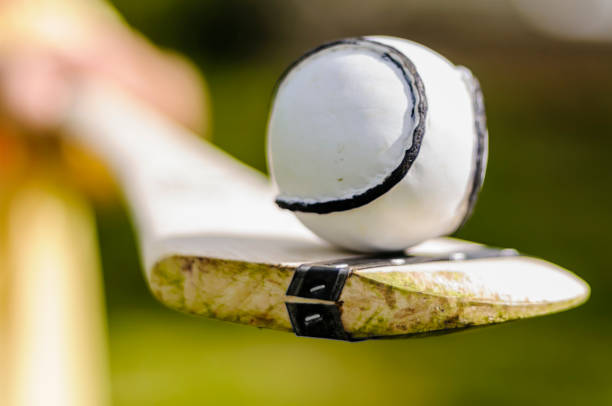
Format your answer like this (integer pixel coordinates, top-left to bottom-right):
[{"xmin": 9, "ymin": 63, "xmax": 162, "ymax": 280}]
[
  {"xmin": 148, "ymin": 248, "xmax": 590, "ymax": 341},
  {"xmin": 342, "ymin": 255, "xmax": 589, "ymax": 339}
]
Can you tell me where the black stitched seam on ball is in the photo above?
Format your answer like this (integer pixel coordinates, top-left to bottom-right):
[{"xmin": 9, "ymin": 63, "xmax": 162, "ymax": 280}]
[
  {"xmin": 272, "ymin": 38, "xmax": 428, "ymax": 214},
  {"xmin": 456, "ymin": 66, "xmax": 488, "ymax": 228}
]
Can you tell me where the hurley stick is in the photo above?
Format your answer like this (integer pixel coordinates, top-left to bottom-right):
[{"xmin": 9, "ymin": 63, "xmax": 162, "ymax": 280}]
[{"xmin": 61, "ymin": 80, "xmax": 589, "ymax": 341}]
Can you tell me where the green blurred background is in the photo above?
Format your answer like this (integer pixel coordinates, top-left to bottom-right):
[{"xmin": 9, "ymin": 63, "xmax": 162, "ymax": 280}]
[{"xmin": 95, "ymin": 0, "xmax": 611, "ymax": 404}]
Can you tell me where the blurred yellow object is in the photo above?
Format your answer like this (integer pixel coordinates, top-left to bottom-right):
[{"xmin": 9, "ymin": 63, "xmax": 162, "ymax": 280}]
[
  {"xmin": 60, "ymin": 140, "xmax": 119, "ymax": 205},
  {"xmin": 0, "ymin": 128, "xmax": 29, "ymax": 186},
  {"xmin": 1, "ymin": 180, "xmax": 110, "ymax": 406}
]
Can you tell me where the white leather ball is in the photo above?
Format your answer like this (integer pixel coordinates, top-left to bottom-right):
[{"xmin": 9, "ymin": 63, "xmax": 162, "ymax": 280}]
[{"xmin": 267, "ymin": 36, "xmax": 488, "ymax": 252}]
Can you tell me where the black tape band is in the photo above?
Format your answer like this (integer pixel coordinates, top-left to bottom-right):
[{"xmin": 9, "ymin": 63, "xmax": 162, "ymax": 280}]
[
  {"xmin": 285, "ymin": 247, "xmax": 518, "ymax": 341},
  {"xmin": 272, "ymin": 37, "xmax": 428, "ymax": 214}
]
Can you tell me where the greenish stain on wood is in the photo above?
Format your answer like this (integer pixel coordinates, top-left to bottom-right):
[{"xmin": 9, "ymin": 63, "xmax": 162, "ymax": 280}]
[{"xmin": 150, "ymin": 256, "xmax": 294, "ymax": 332}]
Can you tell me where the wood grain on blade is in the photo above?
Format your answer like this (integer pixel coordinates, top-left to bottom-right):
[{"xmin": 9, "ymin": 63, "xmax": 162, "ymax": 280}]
[{"xmin": 149, "ymin": 252, "xmax": 588, "ymax": 339}]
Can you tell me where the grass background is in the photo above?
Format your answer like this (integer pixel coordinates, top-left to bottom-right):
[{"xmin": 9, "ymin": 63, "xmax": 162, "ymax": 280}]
[{"xmin": 97, "ymin": 1, "xmax": 612, "ymax": 404}]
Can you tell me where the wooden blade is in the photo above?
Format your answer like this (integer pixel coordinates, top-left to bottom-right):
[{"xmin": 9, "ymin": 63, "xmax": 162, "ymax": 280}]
[{"xmin": 150, "ymin": 245, "xmax": 588, "ymax": 340}]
